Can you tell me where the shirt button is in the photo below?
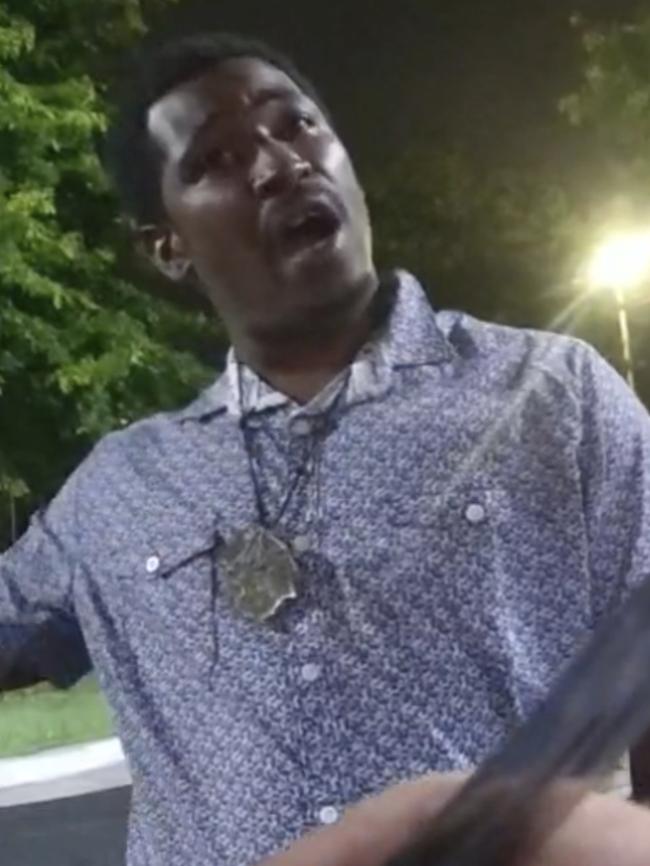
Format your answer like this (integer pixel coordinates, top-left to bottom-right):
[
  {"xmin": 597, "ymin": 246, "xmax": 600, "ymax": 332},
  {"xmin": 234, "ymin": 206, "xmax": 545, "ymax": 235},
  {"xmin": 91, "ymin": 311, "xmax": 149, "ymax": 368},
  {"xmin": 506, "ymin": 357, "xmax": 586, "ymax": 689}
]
[
  {"xmin": 301, "ymin": 663, "xmax": 321, "ymax": 683},
  {"xmin": 292, "ymin": 418, "xmax": 311, "ymax": 436},
  {"xmin": 293, "ymin": 535, "xmax": 311, "ymax": 554},
  {"xmin": 318, "ymin": 805, "xmax": 339, "ymax": 825},
  {"xmin": 145, "ymin": 555, "xmax": 160, "ymax": 574},
  {"xmin": 465, "ymin": 503, "xmax": 486, "ymax": 524}
]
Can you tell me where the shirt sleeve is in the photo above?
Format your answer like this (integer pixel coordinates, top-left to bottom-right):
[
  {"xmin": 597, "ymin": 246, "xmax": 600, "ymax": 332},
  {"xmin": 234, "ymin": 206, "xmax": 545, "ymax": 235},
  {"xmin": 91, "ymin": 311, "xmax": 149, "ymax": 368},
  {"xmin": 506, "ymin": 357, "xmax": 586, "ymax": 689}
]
[
  {"xmin": 0, "ymin": 464, "xmax": 91, "ymax": 691},
  {"xmin": 578, "ymin": 344, "xmax": 650, "ymax": 625}
]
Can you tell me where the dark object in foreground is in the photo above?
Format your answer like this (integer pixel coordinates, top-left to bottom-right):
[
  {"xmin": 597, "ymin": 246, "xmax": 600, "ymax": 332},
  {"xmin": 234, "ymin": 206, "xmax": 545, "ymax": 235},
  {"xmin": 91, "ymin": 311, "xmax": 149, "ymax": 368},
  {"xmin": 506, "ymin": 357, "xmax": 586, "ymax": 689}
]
[
  {"xmin": 386, "ymin": 575, "xmax": 650, "ymax": 866},
  {"xmin": 631, "ymin": 728, "xmax": 650, "ymax": 802},
  {"xmin": 0, "ymin": 787, "xmax": 131, "ymax": 866}
]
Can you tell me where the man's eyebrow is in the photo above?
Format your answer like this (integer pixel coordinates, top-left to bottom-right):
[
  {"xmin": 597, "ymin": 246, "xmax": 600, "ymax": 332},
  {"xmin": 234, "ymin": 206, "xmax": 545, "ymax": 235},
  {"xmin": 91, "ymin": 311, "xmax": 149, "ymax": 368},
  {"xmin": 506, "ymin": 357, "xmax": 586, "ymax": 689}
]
[
  {"xmin": 250, "ymin": 85, "xmax": 300, "ymax": 110},
  {"xmin": 189, "ymin": 86, "xmax": 300, "ymax": 146}
]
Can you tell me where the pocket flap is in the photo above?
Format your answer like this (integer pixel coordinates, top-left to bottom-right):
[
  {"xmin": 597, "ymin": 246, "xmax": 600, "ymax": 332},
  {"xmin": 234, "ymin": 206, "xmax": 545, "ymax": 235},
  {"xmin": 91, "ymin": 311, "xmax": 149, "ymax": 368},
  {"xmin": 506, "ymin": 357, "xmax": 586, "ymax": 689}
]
[{"xmin": 103, "ymin": 516, "xmax": 221, "ymax": 581}]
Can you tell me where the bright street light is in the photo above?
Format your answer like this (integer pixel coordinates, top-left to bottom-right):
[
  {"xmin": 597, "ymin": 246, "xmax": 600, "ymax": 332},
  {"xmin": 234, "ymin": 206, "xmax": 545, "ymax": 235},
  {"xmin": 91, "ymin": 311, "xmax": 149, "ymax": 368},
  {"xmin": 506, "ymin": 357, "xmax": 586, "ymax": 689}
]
[
  {"xmin": 586, "ymin": 230, "xmax": 650, "ymax": 292},
  {"xmin": 584, "ymin": 229, "xmax": 650, "ymax": 391}
]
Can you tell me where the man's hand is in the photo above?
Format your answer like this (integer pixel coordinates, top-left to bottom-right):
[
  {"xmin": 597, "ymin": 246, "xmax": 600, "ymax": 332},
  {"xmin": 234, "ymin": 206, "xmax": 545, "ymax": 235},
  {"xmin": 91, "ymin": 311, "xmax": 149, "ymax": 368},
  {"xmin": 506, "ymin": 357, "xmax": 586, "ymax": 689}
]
[{"xmin": 259, "ymin": 773, "xmax": 650, "ymax": 866}]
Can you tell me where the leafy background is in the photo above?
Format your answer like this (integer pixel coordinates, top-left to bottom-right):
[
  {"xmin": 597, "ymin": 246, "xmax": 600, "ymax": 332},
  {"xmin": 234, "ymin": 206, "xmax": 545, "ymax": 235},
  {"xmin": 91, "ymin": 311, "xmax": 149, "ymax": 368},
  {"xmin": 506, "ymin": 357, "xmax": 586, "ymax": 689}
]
[
  {"xmin": 1, "ymin": 2, "xmax": 650, "ymax": 755},
  {"xmin": 0, "ymin": 0, "xmax": 218, "ymax": 549}
]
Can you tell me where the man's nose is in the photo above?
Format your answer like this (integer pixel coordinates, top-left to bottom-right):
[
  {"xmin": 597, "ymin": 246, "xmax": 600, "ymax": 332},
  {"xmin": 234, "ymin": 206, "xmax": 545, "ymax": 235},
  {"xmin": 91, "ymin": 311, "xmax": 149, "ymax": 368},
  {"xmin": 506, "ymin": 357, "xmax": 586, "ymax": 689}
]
[{"xmin": 249, "ymin": 136, "xmax": 312, "ymax": 199}]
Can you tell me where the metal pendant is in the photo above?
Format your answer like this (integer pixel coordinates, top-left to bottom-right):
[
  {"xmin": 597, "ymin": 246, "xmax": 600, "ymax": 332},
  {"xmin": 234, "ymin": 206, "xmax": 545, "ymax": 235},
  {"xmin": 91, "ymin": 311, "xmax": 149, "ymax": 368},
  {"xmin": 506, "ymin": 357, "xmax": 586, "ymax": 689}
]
[{"xmin": 217, "ymin": 525, "xmax": 299, "ymax": 622}]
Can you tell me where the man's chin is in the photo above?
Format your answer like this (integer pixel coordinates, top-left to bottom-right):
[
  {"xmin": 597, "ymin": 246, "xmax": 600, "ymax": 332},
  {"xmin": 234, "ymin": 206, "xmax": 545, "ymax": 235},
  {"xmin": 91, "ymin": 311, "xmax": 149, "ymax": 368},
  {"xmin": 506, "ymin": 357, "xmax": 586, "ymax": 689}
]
[{"xmin": 275, "ymin": 232, "xmax": 374, "ymax": 306}]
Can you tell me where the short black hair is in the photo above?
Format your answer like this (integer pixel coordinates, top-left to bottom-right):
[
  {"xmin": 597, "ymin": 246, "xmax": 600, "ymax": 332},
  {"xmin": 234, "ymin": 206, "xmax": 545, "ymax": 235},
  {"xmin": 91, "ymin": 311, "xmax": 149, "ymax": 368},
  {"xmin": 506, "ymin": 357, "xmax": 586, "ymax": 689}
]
[{"xmin": 103, "ymin": 32, "xmax": 330, "ymax": 227}]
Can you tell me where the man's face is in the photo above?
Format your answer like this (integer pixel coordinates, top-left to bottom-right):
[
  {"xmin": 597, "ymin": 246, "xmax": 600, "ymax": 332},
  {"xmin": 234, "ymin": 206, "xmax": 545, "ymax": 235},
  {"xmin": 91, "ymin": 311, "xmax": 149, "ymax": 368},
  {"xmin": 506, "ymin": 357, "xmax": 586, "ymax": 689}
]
[{"xmin": 147, "ymin": 57, "xmax": 375, "ymax": 339}]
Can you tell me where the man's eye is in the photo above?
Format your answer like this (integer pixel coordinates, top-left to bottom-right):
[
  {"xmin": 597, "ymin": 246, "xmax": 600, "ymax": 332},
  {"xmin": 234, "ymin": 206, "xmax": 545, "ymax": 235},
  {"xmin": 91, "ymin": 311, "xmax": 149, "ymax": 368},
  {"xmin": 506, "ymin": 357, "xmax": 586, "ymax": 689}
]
[
  {"xmin": 204, "ymin": 147, "xmax": 231, "ymax": 169},
  {"xmin": 297, "ymin": 112, "xmax": 316, "ymax": 129},
  {"xmin": 282, "ymin": 111, "xmax": 317, "ymax": 138},
  {"xmin": 180, "ymin": 155, "xmax": 207, "ymax": 184},
  {"xmin": 181, "ymin": 146, "xmax": 234, "ymax": 184}
]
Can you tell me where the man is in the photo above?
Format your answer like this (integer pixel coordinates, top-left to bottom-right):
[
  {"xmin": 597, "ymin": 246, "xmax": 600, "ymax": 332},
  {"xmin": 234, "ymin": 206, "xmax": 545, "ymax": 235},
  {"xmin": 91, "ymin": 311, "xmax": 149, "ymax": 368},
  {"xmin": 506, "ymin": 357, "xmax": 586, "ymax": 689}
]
[{"xmin": 2, "ymin": 31, "xmax": 650, "ymax": 866}]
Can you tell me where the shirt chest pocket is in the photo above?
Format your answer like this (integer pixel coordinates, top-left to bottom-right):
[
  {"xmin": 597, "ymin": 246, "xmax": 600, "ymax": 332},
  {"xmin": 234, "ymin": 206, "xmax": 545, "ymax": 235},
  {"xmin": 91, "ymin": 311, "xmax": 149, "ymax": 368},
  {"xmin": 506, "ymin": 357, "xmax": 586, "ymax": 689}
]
[
  {"xmin": 102, "ymin": 530, "xmax": 220, "ymax": 681},
  {"xmin": 364, "ymin": 478, "xmax": 501, "ymax": 615}
]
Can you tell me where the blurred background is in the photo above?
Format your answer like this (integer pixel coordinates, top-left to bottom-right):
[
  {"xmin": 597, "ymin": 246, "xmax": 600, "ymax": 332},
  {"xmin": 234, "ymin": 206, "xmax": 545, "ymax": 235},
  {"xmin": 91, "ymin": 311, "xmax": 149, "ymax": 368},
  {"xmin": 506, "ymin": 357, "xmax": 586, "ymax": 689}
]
[{"xmin": 2, "ymin": 1, "xmax": 650, "ymax": 860}]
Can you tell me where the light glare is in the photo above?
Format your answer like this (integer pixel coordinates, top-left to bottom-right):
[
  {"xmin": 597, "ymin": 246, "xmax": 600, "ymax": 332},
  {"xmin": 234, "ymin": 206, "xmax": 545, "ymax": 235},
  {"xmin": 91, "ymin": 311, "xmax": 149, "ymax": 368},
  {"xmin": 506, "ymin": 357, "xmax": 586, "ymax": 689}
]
[{"xmin": 587, "ymin": 230, "xmax": 650, "ymax": 291}]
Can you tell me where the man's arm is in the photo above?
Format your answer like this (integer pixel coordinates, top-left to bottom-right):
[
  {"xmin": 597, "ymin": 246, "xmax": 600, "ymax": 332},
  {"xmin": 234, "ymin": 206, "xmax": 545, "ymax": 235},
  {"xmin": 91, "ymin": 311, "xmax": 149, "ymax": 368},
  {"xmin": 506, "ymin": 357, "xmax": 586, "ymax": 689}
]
[
  {"xmin": 258, "ymin": 773, "xmax": 650, "ymax": 866},
  {"xmin": 577, "ymin": 345, "xmax": 650, "ymax": 801},
  {"xmin": 0, "ymin": 468, "xmax": 91, "ymax": 692}
]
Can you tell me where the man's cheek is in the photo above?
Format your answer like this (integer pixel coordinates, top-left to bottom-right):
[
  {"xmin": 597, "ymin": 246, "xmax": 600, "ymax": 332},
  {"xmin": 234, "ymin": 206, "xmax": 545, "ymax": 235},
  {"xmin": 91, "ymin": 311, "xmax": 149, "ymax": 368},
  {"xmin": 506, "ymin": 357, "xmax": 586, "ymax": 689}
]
[{"xmin": 321, "ymin": 138, "xmax": 353, "ymax": 181}]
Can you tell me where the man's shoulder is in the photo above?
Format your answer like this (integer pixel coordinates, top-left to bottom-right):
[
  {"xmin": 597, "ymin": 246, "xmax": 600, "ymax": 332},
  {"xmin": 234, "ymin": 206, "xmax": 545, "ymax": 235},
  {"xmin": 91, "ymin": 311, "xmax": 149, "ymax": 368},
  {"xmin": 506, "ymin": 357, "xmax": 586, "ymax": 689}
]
[
  {"xmin": 91, "ymin": 375, "xmax": 228, "ymax": 458},
  {"xmin": 439, "ymin": 308, "xmax": 592, "ymax": 358},
  {"xmin": 92, "ymin": 408, "xmax": 181, "ymax": 461},
  {"xmin": 72, "ymin": 393, "xmax": 217, "ymax": 490},
  {"xmin": 438, "ymin": 309, "xmax": 598, "ymax": 386},
  {"xmin": 55, "ymin": 397, "xmax": 221, "ymax": 541}
]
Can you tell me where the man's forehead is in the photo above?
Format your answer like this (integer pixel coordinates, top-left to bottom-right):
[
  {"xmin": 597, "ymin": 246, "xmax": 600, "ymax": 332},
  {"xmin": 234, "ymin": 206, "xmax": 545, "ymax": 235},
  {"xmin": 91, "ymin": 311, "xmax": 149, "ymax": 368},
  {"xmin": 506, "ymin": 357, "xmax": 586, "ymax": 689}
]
[{"xmin": 147, "ymin": 58, "xmax": 303, "ymax": 157}]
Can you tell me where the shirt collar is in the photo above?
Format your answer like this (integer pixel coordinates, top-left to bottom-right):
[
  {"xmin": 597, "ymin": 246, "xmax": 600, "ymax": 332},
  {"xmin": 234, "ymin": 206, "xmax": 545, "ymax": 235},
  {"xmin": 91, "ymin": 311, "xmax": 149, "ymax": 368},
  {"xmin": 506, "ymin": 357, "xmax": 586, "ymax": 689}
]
[
  {"xmin": 178, "ymin": 270, "xmax": 455, "ymax": 422},
  {"xmin": 383, "ymin": 270, "xmax": 455, "ymax": 367}
]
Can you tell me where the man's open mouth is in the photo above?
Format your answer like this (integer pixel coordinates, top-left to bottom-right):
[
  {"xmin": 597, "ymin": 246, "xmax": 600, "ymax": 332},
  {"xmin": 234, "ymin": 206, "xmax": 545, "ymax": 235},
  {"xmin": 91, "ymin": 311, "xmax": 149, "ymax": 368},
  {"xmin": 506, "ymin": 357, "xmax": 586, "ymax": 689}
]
[{"xmin": 275, "ymin": 200, "xmax": 342, "ymax": 255}]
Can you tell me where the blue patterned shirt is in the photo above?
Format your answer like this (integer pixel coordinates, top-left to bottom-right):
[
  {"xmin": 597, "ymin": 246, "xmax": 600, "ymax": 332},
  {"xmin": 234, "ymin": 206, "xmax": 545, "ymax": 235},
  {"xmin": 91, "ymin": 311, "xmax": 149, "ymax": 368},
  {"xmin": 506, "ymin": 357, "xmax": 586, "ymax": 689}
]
[{"xmin": 2, "ymin": 271, "xmax": 650, "ymax": 866}]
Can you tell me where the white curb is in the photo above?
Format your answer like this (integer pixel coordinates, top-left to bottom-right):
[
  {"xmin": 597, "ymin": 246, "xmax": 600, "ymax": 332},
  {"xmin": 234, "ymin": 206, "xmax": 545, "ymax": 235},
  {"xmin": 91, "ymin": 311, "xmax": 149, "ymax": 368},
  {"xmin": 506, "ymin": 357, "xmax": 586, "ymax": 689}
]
[{"xmin": 0, "ymin": 737, "xmax": 131, "ymax": 807}]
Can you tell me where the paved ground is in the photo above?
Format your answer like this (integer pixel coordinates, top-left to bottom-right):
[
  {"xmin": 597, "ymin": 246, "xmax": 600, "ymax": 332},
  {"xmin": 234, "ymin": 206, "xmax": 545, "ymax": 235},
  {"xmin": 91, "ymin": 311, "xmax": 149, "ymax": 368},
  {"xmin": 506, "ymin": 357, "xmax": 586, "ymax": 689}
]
[
  {"xmin": 0, "ymin": 786, "xmax": 131, "ymax": 866},
  {"xmin": 0, "ymin": 738, "xmax": 128, "ymax": 806},
  {"xmin": 0, "ymin": 762, "xmax": 131, "ymax": 808}
]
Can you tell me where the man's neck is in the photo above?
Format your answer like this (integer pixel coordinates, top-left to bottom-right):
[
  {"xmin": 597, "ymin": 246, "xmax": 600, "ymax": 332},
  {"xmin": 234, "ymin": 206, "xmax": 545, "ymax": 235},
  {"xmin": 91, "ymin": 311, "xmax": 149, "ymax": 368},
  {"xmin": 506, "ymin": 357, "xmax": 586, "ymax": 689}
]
[{"xmin": 233, "ymin": 275, "xmax": 389, "ymax": 404}]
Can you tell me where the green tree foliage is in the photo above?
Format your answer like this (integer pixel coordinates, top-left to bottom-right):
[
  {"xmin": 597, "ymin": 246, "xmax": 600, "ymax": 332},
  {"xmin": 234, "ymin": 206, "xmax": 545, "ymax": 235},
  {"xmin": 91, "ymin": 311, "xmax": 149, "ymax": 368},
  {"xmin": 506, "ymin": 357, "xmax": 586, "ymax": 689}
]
[
  {"xmin": 0, "ymin": 1, "xmax": 217, "ymax": 546},
  {"xmin": 560, "ymin": 11, "xmax": 650, "ymax": 201}
]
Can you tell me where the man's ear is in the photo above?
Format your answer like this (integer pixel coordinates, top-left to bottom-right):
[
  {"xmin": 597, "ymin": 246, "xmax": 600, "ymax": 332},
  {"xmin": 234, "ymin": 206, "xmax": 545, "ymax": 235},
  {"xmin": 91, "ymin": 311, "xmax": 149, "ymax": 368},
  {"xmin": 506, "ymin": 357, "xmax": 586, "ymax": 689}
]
[{"xmin": 134, "ymin": 224, "xmax": 192, "ymax": 283}]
